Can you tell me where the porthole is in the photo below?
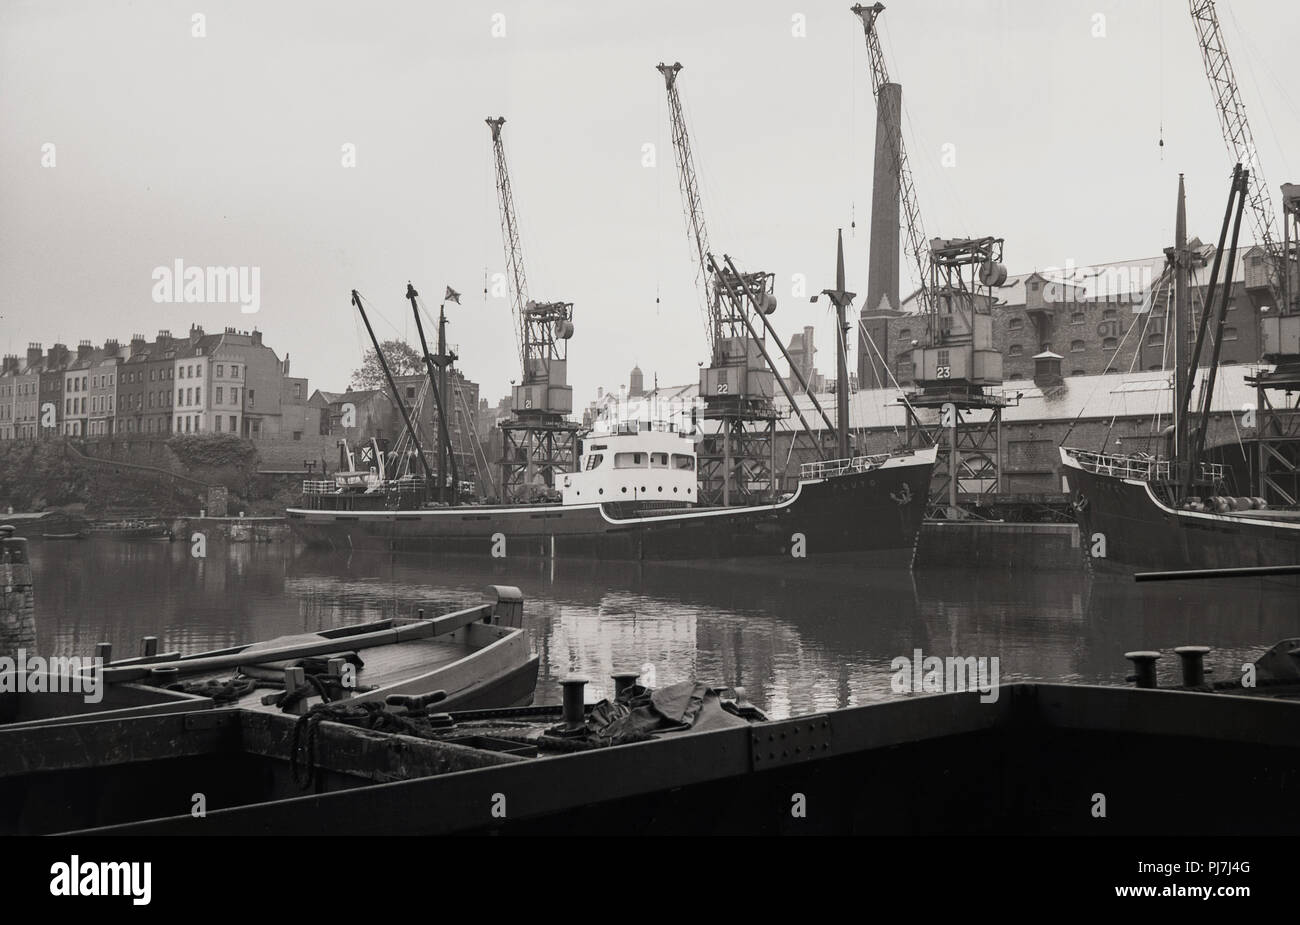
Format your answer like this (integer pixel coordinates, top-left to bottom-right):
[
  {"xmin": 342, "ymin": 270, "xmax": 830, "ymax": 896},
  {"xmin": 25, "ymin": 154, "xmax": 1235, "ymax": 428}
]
[
  {"xmin": 621, "ymin": 487, "xmax": 627, "ymax": 493},
  {"xmin": 657, "ymin": 486, "xmax": 663, "ymax": 492},
  {"xmin": 598, "ymin": 488, "xmax": 604, "ymax": 495}
]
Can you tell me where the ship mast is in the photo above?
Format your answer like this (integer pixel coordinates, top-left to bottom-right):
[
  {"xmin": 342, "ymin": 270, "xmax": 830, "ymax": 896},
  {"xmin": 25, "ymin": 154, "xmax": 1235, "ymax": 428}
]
[
  {"xmin": 407, "ymin": 283, "xmax": 460, "ymax": 505},
  {"xmin": 351, "ymin": 289, "xmax": 434, "ymax": 487},
  {"xmin": 821, "ymin": 230, "xmax": 856, "ymax": 459},
  {"xmin": 1171, "ymin": 175, "xmax": 1190, "ymax": 470}
]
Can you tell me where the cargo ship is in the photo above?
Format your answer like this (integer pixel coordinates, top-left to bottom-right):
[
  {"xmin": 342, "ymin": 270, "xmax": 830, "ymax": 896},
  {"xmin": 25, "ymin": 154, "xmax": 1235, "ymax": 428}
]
[
  {"xmin": 1061, "ymin": 169, "xmax": 1300, "ymax": 576},
  {"xmin": 288, "ymin": 424, "xmax": 937, "ymax": 565}
]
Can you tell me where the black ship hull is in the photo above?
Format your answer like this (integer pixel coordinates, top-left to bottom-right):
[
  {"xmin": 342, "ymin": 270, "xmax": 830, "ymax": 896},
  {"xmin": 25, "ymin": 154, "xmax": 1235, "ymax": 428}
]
[
  {"xmin": 1061, "ymin": 448, "xmax": 1300, "ymax": 577},
  {"xmin": 287, "ymin": 450, "xmax": 936, "ymax": 565}
]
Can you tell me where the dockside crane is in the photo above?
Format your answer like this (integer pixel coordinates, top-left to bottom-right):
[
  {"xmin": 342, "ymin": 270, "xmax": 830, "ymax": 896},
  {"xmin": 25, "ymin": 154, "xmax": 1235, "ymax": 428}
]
[
  {"xmin": 851, "ymin": 4, "xmax": 1009, "ymax": 517},
  {"xmin": 1187, "ymin": 1, "xmax": 1300, "ymax": 505},
  {"xmin": 657, "ymin": 62, "xmax": 837, "ymax": 504},
  {"xmin": 486, "ymin": 117, "xmax": 579, "ymax": 503},
  {"xmin": 1188, "ymin": 0, "xmax": 1289, "ymax": 314}
]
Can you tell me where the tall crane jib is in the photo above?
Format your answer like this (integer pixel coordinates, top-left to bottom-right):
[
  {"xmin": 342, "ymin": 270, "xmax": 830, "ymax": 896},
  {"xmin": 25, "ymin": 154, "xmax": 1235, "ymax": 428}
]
[
  {"xmin": 485, "ymin": 117, "xmax": 576, "ymax": 420},
  {"xmin": 655, "ymin": 62, "xmax": 777, "ymax": 416},
  {"xmin": 1188, "ymin": 0, "xmax": 1294, "ymax": 319}
]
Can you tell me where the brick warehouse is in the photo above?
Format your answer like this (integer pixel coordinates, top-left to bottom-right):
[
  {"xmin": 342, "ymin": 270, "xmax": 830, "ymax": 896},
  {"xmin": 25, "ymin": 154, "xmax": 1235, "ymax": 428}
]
[{"xmin": 859, "ymin": 243, "xmax": 1270, "ymax": 389}]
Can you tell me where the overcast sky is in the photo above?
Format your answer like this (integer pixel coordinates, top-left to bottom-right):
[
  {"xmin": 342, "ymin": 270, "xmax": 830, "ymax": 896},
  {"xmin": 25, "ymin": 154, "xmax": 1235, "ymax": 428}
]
[{"xmin": 2, "ymin": 0, "xmax": 1296, "ymax": 405}]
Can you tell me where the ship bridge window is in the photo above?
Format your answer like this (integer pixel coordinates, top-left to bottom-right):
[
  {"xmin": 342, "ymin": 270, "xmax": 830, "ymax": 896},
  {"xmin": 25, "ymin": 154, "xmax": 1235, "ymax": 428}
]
[
  {"xmin": 672, "ymin": 454, "xmax": 695, "ymax": 471},
  {"xmin": 650, "ymin": 452, "xmax": 668, "ymax": 468},
  {"xmin": 584, "ymin": 454, "xmax": 604, "ymax": 470},
  {"xmin": 614, "ymin": 452, "xmax": 647, "ymax": 469}
]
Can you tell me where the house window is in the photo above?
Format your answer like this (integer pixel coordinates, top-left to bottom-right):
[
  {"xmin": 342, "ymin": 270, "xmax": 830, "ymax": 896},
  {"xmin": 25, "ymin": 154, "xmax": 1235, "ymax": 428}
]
[
  {"xmin": 1009, "ymin": 373, "xmax": 1024, "ymax": 380},
  {"xmin": 1226, "ymin": 299, "xmax": 1236, "ymax": 311},
  {"xmin": 1009, "ymin": 317, "xmax": 1024, "ymax": 331},
  {"xmin": 293, "ymin": 383, "xmax": 302, "ymax": 399},
  {"xmin": 216, "ymin": 365, "xmax": 224, "ymax": 377},
  {"xmin": 1223, "ymin": 326, "xmax": 1238, "ymax": 341},
  {"xmin": 1102, "ymin": 337, "xmax": 1118, "ymax": 350},
  {"xmin": 216, "ymin": 387, "xmax": 223, "ymax": 404},
  {"xmin": 1071, "ymin": 340, "xmax": 1085, "ymax": 353},
  {"xmin": 232, "ymin": 387, "xmax": 240, "ymax": 404},
  {"xmin": 1147, "ymin": 333, "xmax": 1164, "ymax": 347},
  {"xmin": 229, "ymin": 416, "xmax": 236, "ymax": 432},
  {"xmin": 231, "ymin": 365, "xmax": 239, "ymax": 378},
  {"xmin": 195, "ymin": 387, "xmax": 201, "ymax": 404},
  {"xmin": 248, "ymin": 389, "xmax": 255, "ymax": 408},
  {"xmin": 1071, "ymin": 369, "xmax": 1086, "ymax": 376},
  {"xmin": 1070, "ymin": 312, "xmax": 1085, "ymax": 324},
  {"xmin": 405, "ymin": 386, "xmax": 416, "ymax": 400},
  {"xmin": 214, "ymin": 416, "xmax": 221, "ymax": 432},
  {"xmin": 898, "ymin": 328, "xmax": 911, "ymax": 340},
  {"xmin": 1009, "ymin": 344, "xmax": 1023, "ymax": 357}
]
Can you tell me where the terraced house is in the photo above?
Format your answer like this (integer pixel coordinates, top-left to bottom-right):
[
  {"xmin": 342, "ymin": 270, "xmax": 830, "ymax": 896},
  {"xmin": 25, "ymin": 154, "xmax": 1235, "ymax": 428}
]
[{"xmin": 0, "ymin": 326, "xmax": 303, "ymax": 441}]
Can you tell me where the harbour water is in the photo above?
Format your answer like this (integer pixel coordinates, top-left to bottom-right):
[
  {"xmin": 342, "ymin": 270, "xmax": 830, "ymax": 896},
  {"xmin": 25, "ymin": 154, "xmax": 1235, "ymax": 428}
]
[{"xmin": 28, "ymin": 537, "xmax": 1299, "ymax": 718}]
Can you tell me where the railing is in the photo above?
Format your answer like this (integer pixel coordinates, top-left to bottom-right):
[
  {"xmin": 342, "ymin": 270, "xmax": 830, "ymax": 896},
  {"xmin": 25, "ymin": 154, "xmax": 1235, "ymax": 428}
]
[
  {"xmin": 301, "ymin": 474, "xmax": 427, "ymax": 496},
  {"xmin": 1069, "ymin": 450, "xmax": 1225, "ymax": 484},
  {"xmin": 799, "ymin": 454, "xmax": 892, "ymax": 480}
]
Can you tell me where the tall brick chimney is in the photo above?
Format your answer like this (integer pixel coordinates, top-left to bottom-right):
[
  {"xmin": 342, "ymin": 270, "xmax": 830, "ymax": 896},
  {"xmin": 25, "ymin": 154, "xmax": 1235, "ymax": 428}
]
[
  {"xmin": 156, "ymin": 330, "xmax": 173, "ymax": 349},
  {"xmin": 251, "ymin": 329, "xmax": 263, "ymax": 347},
  {"xmin": 858, "ymin": 82, "xmax": 903, "ymax": 387},
  {"xmin": 76, "ymin": 340, "xmax": 94, "ymax": 362},
  {"xmin": 1, "ymin": 355, "xmax": 18, "ymax": 375},
  {"xmin": 866, "ymin": 82, "xmax": 902, "ymax": 317},
  {"xmin": 103, "ymin": 338, "xmax": 120, "ymax": 357},
  {"xmin": 189, "ymin": 324, "xmax": 204, "ymax": 345},
  {"xmin": 129, "ymin": 334, "xmax": 147, "ymax": 357},
  {"xmin": 25, "ymin": 343, "xmax": 43, "ymax": 369}
]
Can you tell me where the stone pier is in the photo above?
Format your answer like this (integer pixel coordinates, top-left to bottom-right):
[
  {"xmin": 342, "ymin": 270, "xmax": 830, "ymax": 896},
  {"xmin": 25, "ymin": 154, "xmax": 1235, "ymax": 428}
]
[{"xmin": 0, "ymin": 525, "xmax": 36, "ymax": 657}]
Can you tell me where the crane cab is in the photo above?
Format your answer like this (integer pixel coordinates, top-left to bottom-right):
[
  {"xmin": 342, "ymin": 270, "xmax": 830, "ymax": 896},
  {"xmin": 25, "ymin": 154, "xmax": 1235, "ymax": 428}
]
[{"xmin": 562, "ymin": 423, "xmax": 698, "ymax": 506}]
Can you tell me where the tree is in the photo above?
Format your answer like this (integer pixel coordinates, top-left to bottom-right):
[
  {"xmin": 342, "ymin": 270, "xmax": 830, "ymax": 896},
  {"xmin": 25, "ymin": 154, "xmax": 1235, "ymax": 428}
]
[{"xmin": 351, "ymin": 340, "xmax": 423, "ymax": 390}]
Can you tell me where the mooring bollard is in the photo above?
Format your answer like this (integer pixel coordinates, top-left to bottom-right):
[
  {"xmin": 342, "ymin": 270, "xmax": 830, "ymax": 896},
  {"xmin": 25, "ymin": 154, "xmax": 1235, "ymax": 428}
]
[
  {"xmin": 1125, "ymin": 650, "xmax": 1162, "ymax": 689},
  {"xmin": 1174, "ymin": 645, "xmax": 1211, "ymax": 687},
  {"xmin": 283, "ymin": 666, "xmax": 308, "ymax": 715},
  {"xmin": 561, "ymin": 676, "xmax": 588, "ymax": 731},
  {"xmin": 611, "ymin": 671, "xmax": 639, "ymax": 698},
  {"xmin": 149, "ymin": 666, "xmax": 179, "ymax": 687},
  {"xmin": 140, "ymin": 636, "xmax": 159, "ymax": 658}
]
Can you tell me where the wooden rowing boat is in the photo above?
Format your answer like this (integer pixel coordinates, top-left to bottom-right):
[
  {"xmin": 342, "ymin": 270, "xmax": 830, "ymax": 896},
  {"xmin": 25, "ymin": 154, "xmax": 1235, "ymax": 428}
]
[{"xmin": 0, "ymin": 586, "xmax": 539, "ymax": 730}]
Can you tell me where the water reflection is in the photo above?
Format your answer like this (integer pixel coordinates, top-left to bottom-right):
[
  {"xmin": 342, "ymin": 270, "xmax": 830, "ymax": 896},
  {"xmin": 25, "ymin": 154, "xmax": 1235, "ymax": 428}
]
[{"xmin": 27, "ymin": 538, "xmax": 1299, "ymax": 718}]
